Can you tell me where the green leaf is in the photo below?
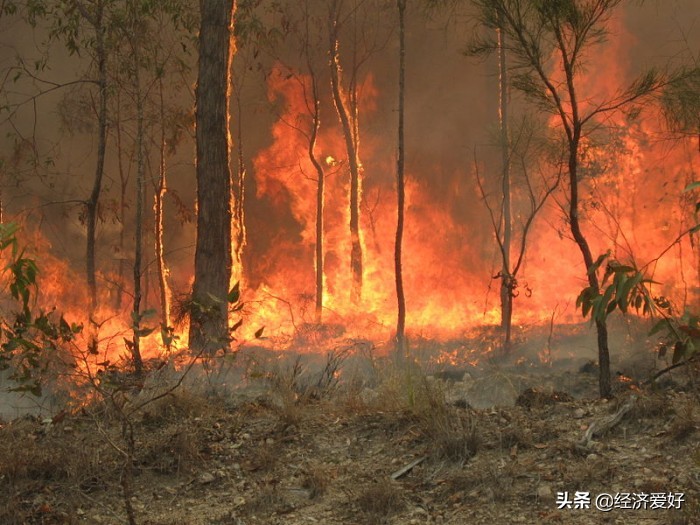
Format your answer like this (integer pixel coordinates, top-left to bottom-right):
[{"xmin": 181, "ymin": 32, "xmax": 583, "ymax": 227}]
[
  {"xmin": 649, "ymin": 318, "xmax": 671, "ymax": 336},
  {"xmin": 598, "ymin": 285, "xmax": 616, "ymax": 321},
  {"xmin": 618, "ymin": 273, "xmax": 643, "ymax": 313},
  {"xmin": 683, "ymin": 181, "xmax": 700, "ymax": 192},
  {"xmin": 606, "ymin": 300, "xmax": 617, "ymax": 315},
  {"xmin": 135, "ymin": 327, "xmax": 155, "ymax": 337},
  {"xmin": 228, "ymin": 282, "xmax": 241, "ymax": 304},
  {"xmin": 588, "ymin": 252, "xmax": 610, "ymax": 277},
  {"xmin": 672, "ymin": 341, "xmax": 686, "ymax": 364},
  {"xmin": 232, "ymin": 302, "xmax": 245, "ymax": 312}
]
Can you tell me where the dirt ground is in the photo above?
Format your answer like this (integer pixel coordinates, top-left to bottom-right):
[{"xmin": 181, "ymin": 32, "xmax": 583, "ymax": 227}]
[{"xmin": 1, "ymin": 323, "xmax": 699, "ymax": 525}]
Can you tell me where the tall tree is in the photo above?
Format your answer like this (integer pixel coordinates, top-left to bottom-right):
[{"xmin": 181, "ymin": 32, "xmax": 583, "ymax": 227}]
[
  {"xmin": 496, "ymin": 15, "xmax": 513, "ymax": 347},
  {"xmin": 395, "ymin": 0, "xmax": 407, "ymax": 356},
  {"xmin": 329, "ymin": 0, "xmax": 364, "ymax": 304},
  {"xmin": 474, "ymin": 118, "xmax": 560, "ymax": 349},
  {"xmin": 472, "ymin": 0, "xmax": 664, "ymax": 397},
  {"xmin": 83, "ymin": 0, "xmax": 109, "ymax": 316},
  {"xmin": 272, "ymin": 0, "xmax": 329, "ymax": 323},
  {"xmin": 189, "ymin": 0, "xmax": 236, "ymax": 353},
  {"xmin": 4, "ymin": 0, "xmax": 112, "ymax": 318},
  {"xmin": 125, "ymin": 0, "xmax": 146, "ymax": 376}
]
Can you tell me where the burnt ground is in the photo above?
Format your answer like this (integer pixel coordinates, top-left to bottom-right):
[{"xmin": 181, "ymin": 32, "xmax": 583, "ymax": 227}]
[{"xmin": 1, "ymin": 321, "xmax": 699, "ymax": 525}]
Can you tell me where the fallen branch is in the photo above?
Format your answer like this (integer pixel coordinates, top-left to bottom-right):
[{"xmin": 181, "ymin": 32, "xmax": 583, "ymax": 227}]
[
  {"xmin": 390, "ymin": 455, "xmax": 428, "ymax": 480},
  {"xmin": 579, "ymin": 395, "xmax": 637, "ymax": 449},
  {"xmin": 644, "ymin": 356, "xmax": 697, "ymax": 386}
]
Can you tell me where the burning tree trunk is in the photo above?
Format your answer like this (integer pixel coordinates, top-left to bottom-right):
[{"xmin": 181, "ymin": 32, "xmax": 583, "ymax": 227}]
[
  {"xmin": 309, "ymin": 77, "xmax": 325, "ymax": 324},
  {"xmin": 395, "ymin": 0, "xmax": 407, "ymax": 356},
  {"xmin": 189, "ymin": 0, "xmax": 235, "ymax": 353},
  {"xmin": 155, "ymin": 74, "xmax": 172, "ymax": 343},
  {"xmin": 232, "ymin": 91, "xmax": 247, "ymax": 287},
  {"xmin": 329, "ymin": 2, "xmax": 363, "ymax": 304}
]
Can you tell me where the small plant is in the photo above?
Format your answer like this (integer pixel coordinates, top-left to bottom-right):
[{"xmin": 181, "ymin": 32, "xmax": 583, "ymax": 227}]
[
  {"xmin": 0, "ymin": 223, "xmax": 82, "ymax": 396},
  {"xmin": 577, "ymin": 245, "xmax": 699, "ymax": 373}
]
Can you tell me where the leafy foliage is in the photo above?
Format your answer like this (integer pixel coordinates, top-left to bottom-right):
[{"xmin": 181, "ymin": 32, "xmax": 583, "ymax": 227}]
[
  {"xmin": 577, "ymin": 181, "xmax": 700, "ymax": 366},
  {"xmin": 575, "ymin": 252, "xmax": 656, "ymax": 323},
  {"xmin": 651, "ymin": 311, "xmax": 700, "ymax": 365},
  {"xmin": 0, "ymin": 223, "xmax": 81, "ymax": 396}
]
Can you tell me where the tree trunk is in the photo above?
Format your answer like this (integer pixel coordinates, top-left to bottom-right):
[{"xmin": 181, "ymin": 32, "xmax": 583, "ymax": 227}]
[
  {"xmin": 329, "ymin": 11, "xmax": 363, "ymax": 304},
  {"xmin": 155, "ymin": 76, "xmax": 172, "ymax": 343},
  {"xmin": 131, "ymin": 38, "xmax": 145, "ymax": 377},
  {"xmin": 497, "ymin": 20, "xmax": 513, "ymax": 349},
  {"xmin": 114, "ymin": 90, "xmax": 129, "ymax": 311},
  {"xmin": 568, "ymin": 130, "xmax": 611, "ymax": 397},
  {"xmin": 561, "ymin": 44, "xmax": 612, "ymax": 397},
  {"xmin": 395, "ymin": 0, "xmax": 407, "ymax": 357},
  {"xmin": 189, "ymin": 0, "xmax": 235, "ymax": 354},
  {"xmin": 307, "ymin": 75, "xmax": 325, "ymax": 324},
  {"xmin": 232, "ymin": 87, "xmax": 247, "ymax": 285},
  {"xmin": 86, "ymin": 0, "xmax": 107, "ymax": 315}
]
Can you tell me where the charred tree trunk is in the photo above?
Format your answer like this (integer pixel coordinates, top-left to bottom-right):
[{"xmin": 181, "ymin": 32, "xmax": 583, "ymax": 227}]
[
  {"xmin": 130, "ymin": 39, "xmax": 145, "ymax": 377},
  {"xmin": 155, "ymin": 76, "xmax": 172, "ymax": 342},
  {"xmin": 568, "ymin": 129, "xmax": 610, "ymax": 397},
  {"xmin": 395, "ymin": 0, "xmax": 407, "ymax": 357},
  {"xmin": 563, "ymin": 46, "xmax": 611, "ymax": 397},
  {"xmin": 329, "ymin": 10, "xmax": 363, "ymax": 304},
  {"xmin": 189, "ymin": 0, "xmax": 235, "ymax": 354},
  {"xmin": 114, "ymin": 90, "xmax": 129, "ymax": 311},
  {"xmin": 86, "ymin": 0, "xmax": 108, "ymax": 315},
  {"xmin": 307, "ymin": 76, "xmax": 325, "ymax": 324},
  {"xmin": 497, "ymin": 21, "xmax": 513, "ymax": 349}
]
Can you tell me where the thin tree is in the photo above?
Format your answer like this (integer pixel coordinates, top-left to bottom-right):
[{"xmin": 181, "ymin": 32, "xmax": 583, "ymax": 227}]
[
  {"xmin": 126, "ymin": 2, "xmax": 145, "ymax": 376},
  {"xmin": 329, "ymin": 0, "xmax": 364, "ymax": 304},
  {"xmin": 471, "ymin": 0, "xmax": 665, "ymax": 397},
  {"xmin": 395, "ymin": 0, "xmax": 407, "ymax": 356},
  {"xmin": 154, "ymin": 72, "xmax": 172, "ymax": 337},
  {"xmin": 189, "ymin": 0, "xmax": 236, "ymax": 353},
  {"xmin": 496, "ymin": 14, "xmax": 513, "ymax": 347},
  {"xmin": 474, "ymin": 120, "xmax": 560, "ymax": 349},
  {"xmin": 304, "ymin": 20, "xmax": 327, "ymax": 324}
]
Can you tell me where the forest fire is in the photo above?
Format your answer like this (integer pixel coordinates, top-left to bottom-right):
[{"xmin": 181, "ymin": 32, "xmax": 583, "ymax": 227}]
[
  {"xmin": 2, "ymin": 3, "xmax": 700, "ymax": 525},
  {"xmin": 0, "ymin": 0, "xmax": 697, "ymax": 391}
]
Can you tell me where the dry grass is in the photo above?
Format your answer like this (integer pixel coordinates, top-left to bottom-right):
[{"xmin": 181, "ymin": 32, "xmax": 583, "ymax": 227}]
[
  {"xmin": 356, "ymin": 479, "xmax": 405, "ymax": 525},
  {"xmin": 412, "ymin": 376, "xmax": 479, "ymax": 463},
  {"xmin": 302, "ymin": 463, "xmax": 331, "ymax": 499},
  {"xmin": 245, "ymin": 443, "xmax": 279, "ymax": 472},
  {"xmin": 0, "ymin": 417, "xmax": 117, "ymax": 524},
  {"xmin": 245, "ymin": 478, "xmax": 286, "ymax": 514},
  {"xmin": 668, "ymin": 400, "xmax": 697, "ymax": 441}
]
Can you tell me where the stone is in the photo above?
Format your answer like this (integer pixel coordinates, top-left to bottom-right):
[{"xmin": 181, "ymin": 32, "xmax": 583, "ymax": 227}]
[
  {"xmin": 199, "ymin": 472, "xmax": 216, "ymax": 484},
  {"xmin": 537, "ymin": 484, "xmax": 552, "ymax": 498}
]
